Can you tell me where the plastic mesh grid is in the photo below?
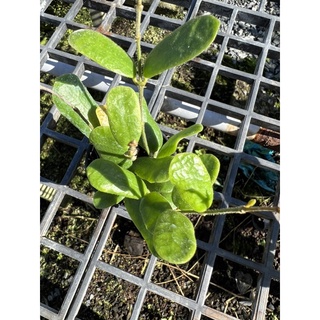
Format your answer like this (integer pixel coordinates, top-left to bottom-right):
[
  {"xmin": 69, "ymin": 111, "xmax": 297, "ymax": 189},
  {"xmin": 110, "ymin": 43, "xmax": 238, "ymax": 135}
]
[{"xmin": 40, "ymin": 1, "xmax": 280, "ymax": 319}]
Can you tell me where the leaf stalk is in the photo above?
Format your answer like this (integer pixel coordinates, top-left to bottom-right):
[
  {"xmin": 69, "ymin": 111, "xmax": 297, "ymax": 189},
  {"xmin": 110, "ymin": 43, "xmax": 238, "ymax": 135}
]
[
  {"xmin": 181, "ymin": 206, "xmax": 280, "ymax": 216},
  {"xmin": 134, "ymin": 0, "xmax": 150, "ymax": 155}
]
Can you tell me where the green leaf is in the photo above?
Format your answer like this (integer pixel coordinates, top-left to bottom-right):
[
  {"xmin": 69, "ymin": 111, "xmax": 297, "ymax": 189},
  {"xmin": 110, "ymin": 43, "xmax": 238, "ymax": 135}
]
[
  {"xmin": 152, "ymin": 209, "xmax": 197, "ymax": 264},
  {"xmin": 131, "ymin": 157, "xmax": 172, "ymax": 183},
  {"xmin": 89, "ymin": 126, "xmax": 132, "ymax": 168},
  {"xmin": 52, "ymin": 74, "xmax": 100, "ymax": 137},
  {"xmin": 139, "ymin": 96, "xmax": 163, "ymax": 154},
  {"xmin": 144, "ymin": 180, "xmax": 175, "ymax": 207},
  {"xmin": 93, "ymin": 191, "xmax": 124, "ymax": 209},
  {"xmin": 106, "ymin": 86, "xmax": 142, "ymax": 147},
  {"xmin": 143, "ymin": 15, "xmax": 220, "ymax": 78},
  {"xmin": 171, "ymin": 187, "xmax": 193, "ymax": 211},
  {"xmin": 87, "ymin": 159, "xmax": 148, "ymax": 199},
  {"xmin": 157, "ymin": 124, "xmax": 203, "ymax": 158},
  {"xmin": 169, "ymin": 153, "xmax": 213, "ymax": 212},
  {"xmin": 139, "ymin": 192, "xmax": 172, "ymax": 233},
  {"xmin": 144, "ymin": 180, "xmax": 174, "ymax": 194},
  {"xmin": 199, "ymin": 154, "xmax": 220, "ymax": 184},
  {"xmin": 69, "ymin": 29, "xmax": 135, "ymax": 78},
  {"xmin": 126, "ymin": 195, "xmax": 196, "ymax": 264}
]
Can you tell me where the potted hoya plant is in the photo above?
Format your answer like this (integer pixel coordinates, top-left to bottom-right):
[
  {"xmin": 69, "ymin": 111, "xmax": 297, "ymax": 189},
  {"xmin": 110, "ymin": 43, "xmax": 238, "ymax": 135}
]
[{"xmin": 44, "ymin": 0, "xmax": 279, "ymax": 265}]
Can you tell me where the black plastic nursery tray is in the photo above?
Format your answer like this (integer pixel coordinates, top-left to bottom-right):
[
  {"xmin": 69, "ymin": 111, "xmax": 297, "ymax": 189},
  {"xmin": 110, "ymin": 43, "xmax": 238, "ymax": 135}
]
[{"xmin": 40, "ymin": 0, "xmax": 280, "ymax": 319}]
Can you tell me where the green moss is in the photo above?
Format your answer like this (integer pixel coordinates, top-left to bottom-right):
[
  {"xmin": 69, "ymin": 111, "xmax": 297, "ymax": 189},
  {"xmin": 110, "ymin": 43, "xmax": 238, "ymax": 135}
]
[
  {"xmin": 222, "ymin": 54, "xmax": 257, "ymax": 74},
  {"xmin": 45, "ymin": 0, "xmax": 72, "ymax": 17},
  {"xmin": 74, "ymin": 7, "xmax": 93, "ymax": 26}
]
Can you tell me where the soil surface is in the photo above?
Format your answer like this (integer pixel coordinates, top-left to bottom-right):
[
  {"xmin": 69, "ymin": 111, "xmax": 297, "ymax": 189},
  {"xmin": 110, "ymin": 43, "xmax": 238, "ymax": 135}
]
[{"xmin": 41, "ymin": 205, "xmax": 279, "ymax": 319}]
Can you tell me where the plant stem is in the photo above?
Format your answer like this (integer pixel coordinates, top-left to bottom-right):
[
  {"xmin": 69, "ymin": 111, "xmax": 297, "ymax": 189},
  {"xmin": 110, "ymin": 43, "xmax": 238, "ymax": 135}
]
[
  {"xmin": 134, "ymin": 0, "xmax": 150, "ymax": 155},
  {"xmin": 135, "ymin": 0, "xmax": 143, "ymax": 80},
  {"xmin": 181, "ymin": 206, "xmax": 280, "ymax": 216}
]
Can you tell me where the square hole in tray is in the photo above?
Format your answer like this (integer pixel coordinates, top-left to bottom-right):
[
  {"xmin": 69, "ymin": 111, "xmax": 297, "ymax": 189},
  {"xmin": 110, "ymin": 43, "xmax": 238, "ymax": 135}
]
[
  {"xmin": 205, "ymin": 255, "xmax": 259, "ymax": 318},
  {"xmin": 40, "ymin": 245, "xmax": 80, "ymax": 312},
  {"xmin": 231, "ymin": 11, "xmax": 270, "ymax": 43},
  {"xmin": 222, "ymin": 39, "xmax": 261, "ymax": 75},
  {"xmin": 151, "ymin": 247, "xmax": 207, "ymax": 299},
  {"xmin": 232, "ymin": 160, "xmax": 279, "ymax": 203},
  {"xmin": 197, "ymin": 104, "xmax": 246, "ymax": 148},
  {"xmin": 211, "ymin": 71, "xmax": 252, "ymax": 110},
  {"xmin": 255, "ymin": 81, "xmax": 280, "ymax": 119},
  {"xmin": 77, "ymin": 269, "xmax": 140, "ymax": 320},
  {"xmin": 139, "ymin": 292, "xmax": 191, "ymax": 319},
  {"xmin": 45, "ymin": 195, "xmax": 101, "ymax": 253},
  {"xmin": 154, "ymin": 1, "xmax": 187, "ymax": 20},
  {"xmin": 73, "ymin": 6, "xmax": 94, "ymax": 27},
  {"xmin": 198, "ymin": 2, "xmax": 233, "ymax": 33},
  {"xmin": 99, "ymin": 215, "xmax": 151, "ymax": 278},
  {"xmin": 171, "ymin": 61, "xmax": 212, "ymax": 96},
  {"xmin": 40, "ymin": 136, "xmax": 77, "ymax": 183},
  {"xmin": 44, "ymin": 0, "xmax": 72, "ymax": 18},
  {"xmin": 264, "ymin": 0, "xmax": 280, "ymax": 16},
  {"xmin": 110, "ymin": 15, "xmax": 136, "ymax": 39},
  {"xmin": 158, "ymin": 88, "xmax": 203, "ymax": 124},
  {"xmin": 219, "ymin": 213, "xmax": 270, "ymax": 263},
  {"xmin": 157, "ymin": 96, "xmax": 203, "ymax": 136}
]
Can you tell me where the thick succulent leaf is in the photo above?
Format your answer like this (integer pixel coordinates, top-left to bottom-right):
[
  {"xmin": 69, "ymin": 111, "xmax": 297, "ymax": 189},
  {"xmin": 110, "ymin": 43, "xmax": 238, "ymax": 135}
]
[
  {"xmin": 144, "ymin": 180, "xmax": 175, "ymax": 207},
  {"xmin": 87, "ymin": 159, "xmax": 148, "ymax": 199},
  {"xmin": 106, "ymin": 86, "xmax": 142, "ymax": 147},
  {"xmin": 139, "ymin": 96, "xmax": 163, "ymax": 154},
  {"xmin": 69, "ymin": 29, "xmax": 135, "ymax": 78},
  {"xmin": 93, "ymin": 191, "xmax": 124, "ymax": 209},
  {"xmin": 52, "ymin": 74, "xmax": 100, "ymax": 137},
  {"xmin": 89, "ymin": 126, "xmax": 132, "ymax": 168},
  {"xmin": 143, "ymin": 15, "xmax": 220, "ymax": 78},
  {"xmin": 157, "ymin": 124, "xmax": 203, "ymax": 158},
  {"xmin": 152, "ymin": 209, "xmax": 197, "ymax": 264},
  {"xmin": 169, "ymin": 153, "xmax": 213, "ymax": 212},
  {"xmin": 127, "ymin": 196, "xmax": 196, "ymax": 264},
  {"xmin": 171, "ymin": 186, "xmax": 193, "ymax": 211},
  {"xmin": 139, "ymin": 192, "xmax": 172, "ymax": 233},
  {"xmin": 199, "ymin": 154, "xmax": 220, "ymax": 184},
  {"xmin": 130, "ymin": 157, "xmax": 172, "ymax": 183},
  {"xmin": 144, "ymin": 180, "xmax": 174, "ymax": 194}
]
